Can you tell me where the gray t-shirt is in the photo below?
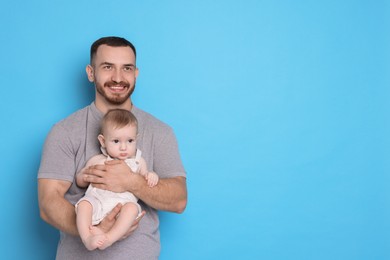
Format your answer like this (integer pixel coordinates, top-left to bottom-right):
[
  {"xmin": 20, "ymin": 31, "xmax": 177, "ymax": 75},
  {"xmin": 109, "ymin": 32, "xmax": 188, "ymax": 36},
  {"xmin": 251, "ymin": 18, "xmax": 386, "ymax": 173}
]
[{"xmin": 38, "ymin": 102, "xmax": 186, "ymax": 260}]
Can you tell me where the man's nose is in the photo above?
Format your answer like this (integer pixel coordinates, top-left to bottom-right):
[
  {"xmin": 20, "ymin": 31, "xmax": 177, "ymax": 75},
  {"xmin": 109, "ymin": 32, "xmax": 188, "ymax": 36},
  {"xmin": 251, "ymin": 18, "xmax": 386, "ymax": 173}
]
[{"xmin": 111, "ymin": 69, "xmax": 123, "ymax": 83}]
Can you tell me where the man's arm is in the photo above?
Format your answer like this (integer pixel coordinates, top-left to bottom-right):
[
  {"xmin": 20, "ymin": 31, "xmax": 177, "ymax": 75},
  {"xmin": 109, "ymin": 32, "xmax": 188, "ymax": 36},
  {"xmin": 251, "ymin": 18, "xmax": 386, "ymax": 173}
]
[
  {"xmin": 84, "ymin": 160, "xmax": 187, "ymax": 213},
  {"xmin": 38, "ymin": 179, "xmax": 79, "ymax": 236},
  {"xmin": 130, "ymin": 174, "xmax": 187, "ymax": 213},
  {"xmin": 38, "ymin": 178, "xmax": 142, "ymax": 237}
]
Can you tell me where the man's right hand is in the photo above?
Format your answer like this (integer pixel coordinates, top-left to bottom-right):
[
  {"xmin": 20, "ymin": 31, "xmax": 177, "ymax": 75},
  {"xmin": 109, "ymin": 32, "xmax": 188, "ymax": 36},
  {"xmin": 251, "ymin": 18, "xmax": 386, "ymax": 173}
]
[{"xmin": 97, "ymin": 203, "xmax": 145, "ymax": 238}]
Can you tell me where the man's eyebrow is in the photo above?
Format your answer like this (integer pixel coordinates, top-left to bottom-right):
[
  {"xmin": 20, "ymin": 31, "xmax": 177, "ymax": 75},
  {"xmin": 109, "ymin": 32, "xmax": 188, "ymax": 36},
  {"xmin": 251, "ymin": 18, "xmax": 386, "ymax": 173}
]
[
  {"xmin": 98, "ymin": 62, "xmax": 135, "ymax": 67},
  {"xmin": 99, "ymin": 62, "xmax": 114, "ymax": 67}
]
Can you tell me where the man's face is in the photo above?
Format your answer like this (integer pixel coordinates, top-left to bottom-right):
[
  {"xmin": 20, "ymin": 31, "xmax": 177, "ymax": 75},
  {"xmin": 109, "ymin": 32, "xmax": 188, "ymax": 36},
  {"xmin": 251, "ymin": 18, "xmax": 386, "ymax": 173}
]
[{"xmin": 87, "ymin": 45, "xmax": 139, "ymax": 105}]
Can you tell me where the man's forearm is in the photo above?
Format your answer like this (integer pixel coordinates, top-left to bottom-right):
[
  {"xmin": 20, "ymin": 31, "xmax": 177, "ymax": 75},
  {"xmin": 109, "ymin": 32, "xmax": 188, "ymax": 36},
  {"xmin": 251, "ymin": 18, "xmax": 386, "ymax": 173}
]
[
  {"xmin": 41, "ymin": 199, "xmax": 79, "ymax": 236},
  {"xmin": 38, "ymin": 179, "xmax": 79, "ymax": 236},
  {"xmin": 130, "ymin": 176, "xmax": 187, "ymax": 213},
  {"xmin": 81, "ymin": 161, "xmax": 188, "ymax": 212}
]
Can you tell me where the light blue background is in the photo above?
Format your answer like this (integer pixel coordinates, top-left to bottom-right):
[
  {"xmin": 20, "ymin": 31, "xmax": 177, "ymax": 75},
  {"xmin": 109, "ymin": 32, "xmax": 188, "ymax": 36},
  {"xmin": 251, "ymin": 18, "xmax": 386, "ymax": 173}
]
[{"xmin": 0, "ymin": 1, "xmax": 389, "ymax": 259}]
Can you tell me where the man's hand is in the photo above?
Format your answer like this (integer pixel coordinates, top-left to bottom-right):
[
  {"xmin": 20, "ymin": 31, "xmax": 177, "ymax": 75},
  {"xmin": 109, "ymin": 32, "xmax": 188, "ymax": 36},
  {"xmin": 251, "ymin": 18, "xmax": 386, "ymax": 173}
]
[
  {"xmin": 97, "ymin": 203, "xmax": 146, "ymax": 239},
  {"xmin": 84, "ymin": 158, "xmax": 187, "ymax": 214},
  {"xmin": 122, "ymin": 210, "xmax": 145, "ymax": 239},
  {"xmin": 83, "ymin": 160, "xmax": 133, "ymax": 192}
]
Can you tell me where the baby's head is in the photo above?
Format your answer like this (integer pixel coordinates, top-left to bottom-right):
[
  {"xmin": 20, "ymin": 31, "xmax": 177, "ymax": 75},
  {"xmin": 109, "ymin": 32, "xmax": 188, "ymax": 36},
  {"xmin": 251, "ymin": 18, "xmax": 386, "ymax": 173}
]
[{"xmin": 98, "ymin": 109, "xmax": 138, "ymax": 160}]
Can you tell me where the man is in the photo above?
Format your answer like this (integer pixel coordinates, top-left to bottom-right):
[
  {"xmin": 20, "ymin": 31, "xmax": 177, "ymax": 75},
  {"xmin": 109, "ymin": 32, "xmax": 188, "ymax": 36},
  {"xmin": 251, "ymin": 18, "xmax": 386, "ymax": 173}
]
[{"xmin": 38, "ymin": 36, "xmax": 187, "ymax": 260}]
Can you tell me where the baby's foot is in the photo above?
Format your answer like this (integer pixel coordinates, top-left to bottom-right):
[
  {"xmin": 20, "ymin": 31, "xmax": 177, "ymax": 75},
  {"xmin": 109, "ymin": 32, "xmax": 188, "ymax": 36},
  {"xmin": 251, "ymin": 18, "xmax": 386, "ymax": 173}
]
[
  {"xmin": 89, "ymin": 225, "xmax": 104, "ymax": 236},
  {"xmin": 83, "ymin": 234, "xmax": 107, "ymax": 251},
  {"xmin": 98, "ymin": 235, "xmax": 115, "ymax": 250}
]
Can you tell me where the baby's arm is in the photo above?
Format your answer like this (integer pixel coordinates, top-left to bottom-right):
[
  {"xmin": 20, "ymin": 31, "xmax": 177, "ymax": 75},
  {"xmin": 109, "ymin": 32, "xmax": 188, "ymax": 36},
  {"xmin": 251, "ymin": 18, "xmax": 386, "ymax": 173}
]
[
  {"xmin": 138, "ymin": 157, "xmax": 159, "ymax": 187},
  {"xmin": 76, "ymin": 154, "xmax": 106, "ymax": 188}
]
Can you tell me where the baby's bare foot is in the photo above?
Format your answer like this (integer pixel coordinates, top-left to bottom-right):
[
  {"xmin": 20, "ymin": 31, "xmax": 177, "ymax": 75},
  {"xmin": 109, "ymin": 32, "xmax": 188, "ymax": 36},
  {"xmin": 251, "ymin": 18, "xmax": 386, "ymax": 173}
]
[
  {"xmin": 98, "ymin": 236, "xmax": 114, "ymax": 250},
  {"xmin": 89, "ymin": 225, "xmax": 104, "ymax": 236},
  {"xmin": 83, "ymin": 234, "xmax": 107, "ymax": 251}
]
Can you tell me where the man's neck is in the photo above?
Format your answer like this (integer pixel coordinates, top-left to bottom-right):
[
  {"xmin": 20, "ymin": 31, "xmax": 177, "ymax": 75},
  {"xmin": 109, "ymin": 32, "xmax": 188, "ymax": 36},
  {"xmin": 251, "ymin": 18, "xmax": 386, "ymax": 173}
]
[{"xmin": 94, "ymin": 98, "xmax": 133, "ymax": 114}]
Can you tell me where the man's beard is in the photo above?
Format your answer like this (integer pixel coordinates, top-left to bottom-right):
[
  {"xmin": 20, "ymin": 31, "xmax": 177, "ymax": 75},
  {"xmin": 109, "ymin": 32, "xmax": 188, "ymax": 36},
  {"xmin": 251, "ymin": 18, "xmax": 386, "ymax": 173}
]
[{"xmin": 96, "ymin": 81, "xmax": 135, "ymax": 105}]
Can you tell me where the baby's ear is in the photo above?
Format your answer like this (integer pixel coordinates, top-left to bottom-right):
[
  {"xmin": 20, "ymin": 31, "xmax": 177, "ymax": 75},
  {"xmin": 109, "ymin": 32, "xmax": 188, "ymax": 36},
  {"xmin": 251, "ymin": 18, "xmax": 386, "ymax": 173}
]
[{"xmin": 98, "ymin": 134, "xmax": 105, "ymax": 147}]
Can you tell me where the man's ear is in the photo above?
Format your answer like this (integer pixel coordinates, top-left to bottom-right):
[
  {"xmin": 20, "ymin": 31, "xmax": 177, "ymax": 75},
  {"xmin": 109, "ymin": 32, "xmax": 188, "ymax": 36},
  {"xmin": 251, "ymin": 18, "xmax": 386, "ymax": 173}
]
[
  {"xmin": 86, "ymin": 65, "xmax": 94, "ymax": 82},
  {"xmin": 98, "ymin": 134, "xmax": 105, "ymax": 147}
]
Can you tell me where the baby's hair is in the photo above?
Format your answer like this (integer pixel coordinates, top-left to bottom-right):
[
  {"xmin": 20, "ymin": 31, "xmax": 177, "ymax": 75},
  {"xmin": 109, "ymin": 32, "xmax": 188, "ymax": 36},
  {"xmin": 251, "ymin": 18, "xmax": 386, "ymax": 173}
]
[{"xmin": 101, "ymin": 109, "xmax": 138, "ymax": 134}]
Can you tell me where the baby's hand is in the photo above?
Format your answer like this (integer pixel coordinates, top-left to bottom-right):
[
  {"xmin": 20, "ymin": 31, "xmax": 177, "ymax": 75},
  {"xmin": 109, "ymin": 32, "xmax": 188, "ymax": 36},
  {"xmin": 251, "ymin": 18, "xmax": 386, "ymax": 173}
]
[
  {"xmin": 146, "ymin": 172, "xmax": 159, "ymax": 187},
  {"xmin": 76, "ymin": 166, "xmax": 90, "ymax": 188}
]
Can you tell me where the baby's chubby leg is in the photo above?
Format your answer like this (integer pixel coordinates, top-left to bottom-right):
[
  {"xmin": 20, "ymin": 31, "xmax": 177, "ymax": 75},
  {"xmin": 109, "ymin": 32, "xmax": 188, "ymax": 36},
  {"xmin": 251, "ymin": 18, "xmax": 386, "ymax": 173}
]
[
  {"xmin": 76, "ymin": 200, "xmax": 107, "ymax": 251},
  {"xmin": 99, "ymin": 202, "xmax": 139, "ymax": 250}
]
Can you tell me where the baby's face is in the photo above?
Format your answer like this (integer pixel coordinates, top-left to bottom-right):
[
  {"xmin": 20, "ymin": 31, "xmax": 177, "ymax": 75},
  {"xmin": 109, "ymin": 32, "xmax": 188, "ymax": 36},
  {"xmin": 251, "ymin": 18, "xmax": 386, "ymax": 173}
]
[{"xmin": 103, "ymin": 124, "xmax": 137, "ymax": 160}]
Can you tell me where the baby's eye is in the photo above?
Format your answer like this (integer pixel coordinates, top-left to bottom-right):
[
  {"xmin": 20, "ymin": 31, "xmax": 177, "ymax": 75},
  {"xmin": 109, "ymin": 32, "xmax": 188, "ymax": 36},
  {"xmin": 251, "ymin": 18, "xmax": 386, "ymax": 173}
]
[
  {"xmin": 128, "ymin": 139, "xmax": 134, "ymax": 143},
  {"xmin": 113, "ymin": 140, "xmax": 119, "ymax": 143}
]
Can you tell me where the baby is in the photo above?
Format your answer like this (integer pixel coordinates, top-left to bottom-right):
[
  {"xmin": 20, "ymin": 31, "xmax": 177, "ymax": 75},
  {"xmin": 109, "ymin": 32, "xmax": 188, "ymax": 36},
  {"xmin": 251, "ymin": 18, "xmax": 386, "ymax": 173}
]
[{"xmin": 75, "ymin": 108, "xmax": 159, "ymax": 250}]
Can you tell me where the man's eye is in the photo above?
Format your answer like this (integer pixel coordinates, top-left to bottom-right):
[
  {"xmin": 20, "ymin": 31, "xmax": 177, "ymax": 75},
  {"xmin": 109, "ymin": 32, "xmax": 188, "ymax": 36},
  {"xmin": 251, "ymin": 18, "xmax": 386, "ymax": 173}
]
[
  {"xmin": 124, "ymin": 66, "xmax": 134, "ymax": 72},
  {"xmin": 103, "ymin": 65, "xmax": 112, "ymax": 70}
]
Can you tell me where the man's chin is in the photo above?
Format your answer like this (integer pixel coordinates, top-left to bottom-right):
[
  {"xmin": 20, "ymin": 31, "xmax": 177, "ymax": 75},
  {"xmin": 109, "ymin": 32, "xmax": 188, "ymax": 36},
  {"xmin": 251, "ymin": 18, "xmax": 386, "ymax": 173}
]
[
  {"xmin": 108, "ymin": 99, "xmax": 129, "ymax": 105},
  {"xmin": 106, "ymin": 94, "xmax": 131, "ymax": 105}
]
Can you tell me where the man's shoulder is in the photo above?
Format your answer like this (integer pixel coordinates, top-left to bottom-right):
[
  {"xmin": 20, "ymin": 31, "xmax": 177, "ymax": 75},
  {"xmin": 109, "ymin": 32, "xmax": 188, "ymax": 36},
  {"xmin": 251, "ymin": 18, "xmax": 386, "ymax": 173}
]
[
  {"xmin": 56, "ymin": 105, "xmax": 91, "ymax": 127},
  {"xmin": 133, "ymin": 106, "xmax": 171, "ymax": 131},
  {"xmin": 50, "ymin": 105, "xmax": 92, "ymax": 136}
]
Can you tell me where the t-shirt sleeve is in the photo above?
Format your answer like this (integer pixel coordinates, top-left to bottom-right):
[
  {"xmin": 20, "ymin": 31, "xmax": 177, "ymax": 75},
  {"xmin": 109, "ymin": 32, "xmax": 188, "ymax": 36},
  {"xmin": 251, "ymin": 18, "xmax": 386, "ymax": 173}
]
[
  {"xmin": 38, "ymin": 123, "xmax": 76, "ymax": 182},
  {"xmin": 153, "ymin": 127, "xmax": 186, "ymax": 179}
]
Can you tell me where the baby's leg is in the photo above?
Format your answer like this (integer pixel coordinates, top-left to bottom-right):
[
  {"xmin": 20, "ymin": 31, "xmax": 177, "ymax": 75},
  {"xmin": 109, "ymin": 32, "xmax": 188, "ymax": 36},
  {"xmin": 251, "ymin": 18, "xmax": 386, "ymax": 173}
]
[
  {"xmin": 99, "ymin": 202, "xmax": 139, "ymax": 250},
  {"xmin": 76, "ymin": 200, "xmax": 107, "ymax": 251}
]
